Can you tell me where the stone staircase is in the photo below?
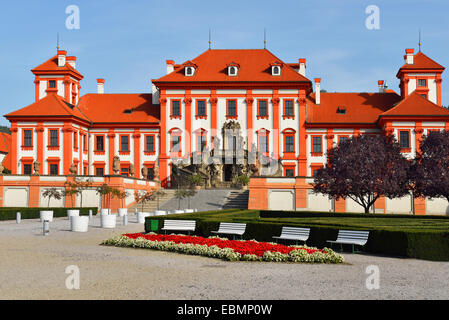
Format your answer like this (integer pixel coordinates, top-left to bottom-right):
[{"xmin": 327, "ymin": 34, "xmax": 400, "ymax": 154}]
[
  {"xmin": 222, "ymin": 190, "xmax": 249, "ymax": 209},
  {"xmin": 129, "ymin": 189, "xmax": 176, "ymax": 213}
]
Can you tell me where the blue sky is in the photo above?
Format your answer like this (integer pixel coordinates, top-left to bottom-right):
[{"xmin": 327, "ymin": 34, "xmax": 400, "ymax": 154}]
[{"xmin": 1, "ymin": 0, "xmax": 448, "ymax": 126}]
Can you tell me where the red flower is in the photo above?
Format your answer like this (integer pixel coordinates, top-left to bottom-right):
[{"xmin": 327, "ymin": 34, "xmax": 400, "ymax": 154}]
[{"xmin": 123, "ymin": 233, "xmax": 323, "ymax": 257}]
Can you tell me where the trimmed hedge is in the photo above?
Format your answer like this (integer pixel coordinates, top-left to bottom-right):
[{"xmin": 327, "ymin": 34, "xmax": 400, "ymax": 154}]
[
  {"xmin": 260, "ymin": 210, "xmax": 449, "ymax": 220},
  {"xmin": 0, "ymin": 207, "xmax": 98, "ymax": 221},
  {"xmin": 145, "ymin": 210, "xmax": 449, "ymax": 261}
]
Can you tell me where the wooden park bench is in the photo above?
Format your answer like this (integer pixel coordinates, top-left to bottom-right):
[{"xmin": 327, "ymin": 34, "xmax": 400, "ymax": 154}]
[
  {"xmin": 161, "ymin": 219, "xmax": 196, "ymax": 235},
  {"xmin": 211, "ymin": 222, "xmax": 246, "ymax": 239},
  {"xmin": 327, "ymin": 230, "xmax": 370, "ymax": 253},
  {"xmin": 272, "ymin": 227, "xmax": 310, "ymax": 245}
]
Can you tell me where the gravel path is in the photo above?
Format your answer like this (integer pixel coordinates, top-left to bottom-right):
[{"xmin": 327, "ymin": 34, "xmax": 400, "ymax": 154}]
[{"xmin": 1, "ymin": 215, "xmax": 448, "ymax": 300}]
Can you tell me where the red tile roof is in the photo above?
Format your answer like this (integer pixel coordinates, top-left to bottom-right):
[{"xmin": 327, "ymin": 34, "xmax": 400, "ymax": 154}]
[
  {"xmin": 5, "ymin": 93, "xmax": 90, "ymax": 122},
  {"xmin": 77, "ymin": 94, "xmax": 159, "ymax": 124},
  {"xmin": 379, "ymin": 91, "xmax": 449, "ymax": 117},
  {"xmin": 154, "ymin": 49, "xmax": 310, "ymax": 83},
  {"xmin": 32, "ymin": 55, "xmax": 83, "ymax": 79},
  {"xmin": 0, "ymin": 132, "xmax": 11, "ymax": 171},
  {"xmin": 398, "ymin": 52, "xmax": 445, "ymax": 71},
  {"xmin": 306, "ymin": 92, "xmax": 402, "ymax": 124}
]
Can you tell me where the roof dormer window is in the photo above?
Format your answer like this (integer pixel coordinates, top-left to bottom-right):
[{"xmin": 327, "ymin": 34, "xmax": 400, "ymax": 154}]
[
  {"xmin": 226, "ymin": 62, "xmax": 240, "ymax": 77},
  {"xmin": 272, "ymin": 65, "xmax": 281, "ymax": 76},
  {"xmin": 185, "ymin": 66, "xmax": 195, "ymax": 76},
  {"xmin": 228, "ymin": 66, "xmax": 238, "ymax": 76}
]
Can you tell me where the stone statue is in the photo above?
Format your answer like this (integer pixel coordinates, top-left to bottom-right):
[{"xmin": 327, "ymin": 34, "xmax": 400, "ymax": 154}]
[
  {"xmin": 249, "ymin": 156, "xmax": 261, "ymax": 176},
  {"xmin": 129, "ymin": 163, "xmax": 135, "ymax": 177},
  {"xmin": 141, "ymin": 166, "xmax": 148, "ymax": 180},
  {"xmin": 69, "ymin": 163, "xmax": 77, "ymax": 175},
  {"xmin": 113, "ymin": 156, "xmax": 120, "ymax": 175},
  {"xmin": 153, "ymin": 162, "xmax": 159, "ymax": 181},
  {"xmin": 33, "ymin": 161, "xmax": 40, "ymax": 175},
  {"xmin": 212, "ymin": 136, "xmax": 221, "ymax": 153}
]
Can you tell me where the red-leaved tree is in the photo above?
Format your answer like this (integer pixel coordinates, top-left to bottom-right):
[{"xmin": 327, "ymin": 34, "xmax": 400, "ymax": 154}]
[
  {"xmin": 313, "ymin": 134, "xmax": 411, "ymax": 213},
  {"xmin": 410, "ymin": 130, "xmax": 449, "ymax": 203}
]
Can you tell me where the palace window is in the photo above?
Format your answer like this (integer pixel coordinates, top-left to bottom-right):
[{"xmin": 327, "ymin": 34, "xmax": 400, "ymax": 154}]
[
  {"xmin": 185, "ymin": 66, "xmax": 195, "ymax": 76},
  {"xmin": 120, "ymin": 165, "xmax": 129, "ymax": 177},
  {"xmin": 49, "ymin": 80, "xmax": 56, "ymax": 88},
  {"xmin": 196, "ymin": 100, "xmax": 207, "ymax": 119},
  {"xmin": 23, "ymin": 164, "xmax": 32, "ymax": 175},
  {"xmin": 283, "ymin": 163, "xmax": 296, "ymax": 177},
  {"xmin": 145, "ymin": 135, "xmax": 155, "ymax": 153},
  {"xmin": 120, "ymin": 135, "xmax": 129, "ymax": 152},
  {"xmin": 312, "ymin": 136, "xmax": 322, "ymax": 155},
  {"xmin": 283, "ymin": 129, "xmax": 296, "ymax": 154},
  {"xmin": 95, "ymin": 135, "xmax": 104, "ymax": 152},
  {"xmin": 311, "ymin": 163, "xmax": 324, "ymax": 177},
  {"xmin": 171, "ymin": 100, "xmax": 182, "ymax": 119},
  {"xmin": 257, "ymin": 129, "xmax": 270, "ymax": 155},
  {"xmin": 73, "ymin": 131, "xmax": 78, "ymax": 149},
  {"xmin": 95, "ymin": 167, "xmax": 104, "ymax": 176},
  {"xmin": 49, "ymin": 129, "xmax": 59, "ymax": 147},
  {"xmin": 257, "ymin": 100, "xmax": 268, "ymax": 119},
  {"xmin": 338, "ymin": 136, "xmax": 349, "ymax": 145},
  {"xmin": 197, "ymin": 135, "xmax": 207, "ymax": 152},
  {"xmin": 418, "ymin": 79, "xmax": 427, "ymax": 87},
  {"xmin": 399, "ymin": 130, "xmax": 411, "ymax": 151},
  {"xmin": 228, "ymin": 66, "xmax": 238, "ymax": 76},
  {"xmin": 49, "ymin": 164, "xmax": 59, "ymax": 175},
  {"xmin": 283, "ymin": 99, "xmax": 294, "ymax": 119},
  {"xmin": 272, "ymin": 65, "xmax": 281, "ymax": 76},
  {"xmin": 23, "ymin": 129, "xmax": 32, "ymax": 147},
  {"xmin": 226, "ymin": 99, "xmax": 237, "ymax": 119}
]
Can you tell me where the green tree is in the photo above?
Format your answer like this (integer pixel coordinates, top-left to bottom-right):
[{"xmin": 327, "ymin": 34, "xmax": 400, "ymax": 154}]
[
  {"xmin": 185, "ymin": 189, "xmax": 197, "ymax": 209},
  {"xmin": 174, "ymin": 189, "xmax": 188, "ymax": 210},
  {"xmin": 42, "ymin": 188, "xmax": 63, "ymax": 208}
]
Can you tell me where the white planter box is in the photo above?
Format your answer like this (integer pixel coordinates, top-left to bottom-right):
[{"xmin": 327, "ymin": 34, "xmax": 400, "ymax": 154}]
[
  {"xmin": 101, "ymin": 208, "xmax": 111, "ymax": 215},
  {"xmin": 184, "ymin": 209, "xmax": 194, "ymax": 213},
  {"xmin": 101, "ymin": 215, "xmax": 116, "ymax": 228},
  {"xmin": 154, "ymin": 210, "xmax": 166, "ymax": 216},
  {"xmin": 70, "ymin": 216, "xmax": 89, "ymax": 232},
  {"xmin": 67, "ymin": 209, "xmax": 80, "ymax": 220},
  {"xmin": 174, "ymin": 210, "xmax": 185, "ymax": 214},
  {"xmin": 118, "ymin": 208, "xmax": 128, "ymax": 217},
  {"xmin": 137, "ymin": 212, "xmax": 150, "ymax": 224},
  {"xmin": 40, "ymin": 210, "xmax": 54, "ymax": 222}
]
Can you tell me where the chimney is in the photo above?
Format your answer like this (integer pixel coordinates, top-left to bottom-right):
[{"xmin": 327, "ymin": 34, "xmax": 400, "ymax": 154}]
[
  {"xmin": 152, "ymin": 82, "xmax": 160, "ymax": 105},
  {"xmin": 57, "ymin": 50, "xmax": 67, "ymax": 67},
  {"xmin": 405, "ymin": 49, "xmax": 414, "ymax": 65},
  {"xmin": 378, "ymin": 80, "xmax": 385, "ymax": 93},
  {"xmin": 97, "ymin": 79, "xmax": 105, "ymax": 94},
  {"xmin": 166, "ymin": 60, "xmax": 175, "ymax": 74},
  {"xmin": 298, "ymin": 58, "xmax": 306, "ymax": 76},
  {"xmin": 66, "ymin": 56, "xmax": 76, "ymax": 69},
  {"xmin": 314, "ymin": 78, "xmax": 321, "ymax": 105}
]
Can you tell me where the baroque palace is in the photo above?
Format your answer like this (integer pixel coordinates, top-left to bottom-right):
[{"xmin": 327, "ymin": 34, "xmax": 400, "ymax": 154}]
[{"xmin": 4, "ymin": 46, "xmax": 449, "ymax": 203}]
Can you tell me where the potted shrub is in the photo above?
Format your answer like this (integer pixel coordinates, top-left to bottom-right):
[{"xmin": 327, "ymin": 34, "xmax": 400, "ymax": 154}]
[
  {"xmin": 41, "ymin": 188, "xmax": 62, "ymax": 222},
  {"xmin": 189, "ymin": 174, "xmax": 202, "ymax": 190},
  {"xmin": 237, "ymin": 175, "xmax": 250, "ymax": 190}
]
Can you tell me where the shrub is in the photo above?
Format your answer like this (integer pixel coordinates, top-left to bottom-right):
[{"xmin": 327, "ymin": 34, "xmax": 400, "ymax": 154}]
[{"xmin": 0, "ymin": 207, "xmax": 98, "ymax": 221}]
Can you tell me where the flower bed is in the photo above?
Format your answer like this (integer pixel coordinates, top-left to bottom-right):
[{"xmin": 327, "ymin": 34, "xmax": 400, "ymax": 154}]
[{"xmin": 101, "ymin": 233, "xmax": 345, "ymax": 263}]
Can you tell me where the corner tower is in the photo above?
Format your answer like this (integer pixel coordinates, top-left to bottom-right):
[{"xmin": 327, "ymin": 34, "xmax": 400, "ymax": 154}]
[
  {"xmin": 31, "ymin": 49, "xmax": 84, "ymax": 105},
  {"xmin": 396, "ymin": 48, "xmax": 445, "ymax": 106}
]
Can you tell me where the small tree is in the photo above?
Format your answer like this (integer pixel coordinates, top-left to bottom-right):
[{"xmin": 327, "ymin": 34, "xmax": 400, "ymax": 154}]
[
  {"xmin": 185, "ymin": 189, "xmax": 197, "ymax": 209},
  {"xmin": 64, "ymin": 181, "xmax": 79, "ymax": 208},
  {"xmin": 151, "ymin": 190, "xmax": 167, "ymax": 210},
  {"xmin": 237, "ymin": 174, "xmax": 250, "ymax": 187},
  {"xmin": 189, "ymin": 174, "xmax": 202, "ymax": 188},
  {"xmin": 174, "ymin": 189, "xmax": 188, "ymax": 210},
  {"xmin": 313, "ymin": 134, "xmax": 411, "ymax": 213},
  {"xmin": 117, "ymin": 190, "xmax": 130, "ymax": 208},
  {"xmin": 96, "ymin": 184, "xmax": 114, "ymax": 210},
  {"xmin": 76, "ymin": 179, "xmax": 93, "ymax": 209},
  {"xmin": 410, "ymin": 130, "xmax": 449, "ymax": 203},
  {"xmin": 135, "ymin": 190, "xmax": 153, "ymax": 212},
  {"xmin": 42, "ymin": 188, "xmax": 63, "ymax": 208}
]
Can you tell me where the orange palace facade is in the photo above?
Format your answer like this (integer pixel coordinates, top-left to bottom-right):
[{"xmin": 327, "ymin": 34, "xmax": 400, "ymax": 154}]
[{"xmin": 4, "ymin": 47, "xmax": 449, "ymax": 214}]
